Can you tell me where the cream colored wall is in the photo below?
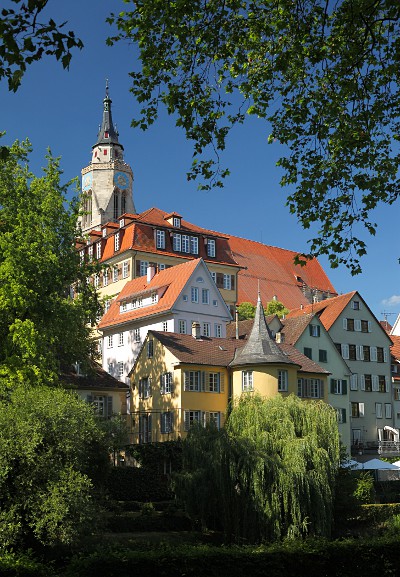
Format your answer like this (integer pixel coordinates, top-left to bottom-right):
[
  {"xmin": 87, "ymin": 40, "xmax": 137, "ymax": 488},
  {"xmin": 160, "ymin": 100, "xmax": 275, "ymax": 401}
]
[
  {"xmin": 130, "ymin": 337, "xmax": 229, "ymax": 442},
  {"xmin": 231, "ymin": 364, "xmax": 299, "ymax": 400}
]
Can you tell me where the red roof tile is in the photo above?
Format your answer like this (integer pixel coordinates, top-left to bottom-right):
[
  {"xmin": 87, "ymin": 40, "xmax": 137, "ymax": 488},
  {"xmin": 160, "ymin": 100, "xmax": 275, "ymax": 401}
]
[
  {"xmin": 286, "ymin": 292, "xmax": 357, "ymax": 330},
  {"xmin": 391, "ymin": 335, "xmax": 400, "ymax": 362},
  {"xmin": 98, "ymin": 258, "xmax": 203, "ymax": 329},
  {"xmin": 228, "ymin": 235, "xmax": 337, "ymax": 309}
]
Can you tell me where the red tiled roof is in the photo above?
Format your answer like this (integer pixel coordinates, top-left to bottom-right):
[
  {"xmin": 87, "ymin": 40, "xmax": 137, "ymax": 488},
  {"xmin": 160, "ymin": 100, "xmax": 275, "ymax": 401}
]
[
  {"xmin": 227, "ymin": 235, "xmax": 337, "ymax": 309},
  {"xmin": 380, "ymin": 320, "xmax": 393, "ymax": 334},
  {"xmin": 61, "ymin": 361, "xmax": 128, "ymax": 391},
  {"xmin": 98, "ymin": 258, "xmax": 203, "ymax": 329},
  {"xmin": 391, "ymin": 335, "xmax": 400, "ymax": 362},
  {"xmin": 286, "ymin": 292, "xmax": 357, "ymax": 330}
]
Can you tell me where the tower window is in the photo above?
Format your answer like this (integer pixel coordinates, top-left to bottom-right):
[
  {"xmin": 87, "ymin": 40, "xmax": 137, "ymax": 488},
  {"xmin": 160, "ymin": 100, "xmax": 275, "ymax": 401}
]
[
  {"xmin": 103, "ymin": 149, "xmax": 107, "ymax": 155},
  {"xmin": 105, "ymin": 131, "xmax": 109, "ymax": 138}
]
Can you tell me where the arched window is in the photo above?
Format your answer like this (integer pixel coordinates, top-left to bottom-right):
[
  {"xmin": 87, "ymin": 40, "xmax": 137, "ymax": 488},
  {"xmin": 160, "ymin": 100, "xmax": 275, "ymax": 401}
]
[
  {"xmin": 121, "ymin": 191, "xmax": 126, "ymax": 216},
  {"xmin": 114, "ymin": 191, "xmax": 119, "ymax": 220}
]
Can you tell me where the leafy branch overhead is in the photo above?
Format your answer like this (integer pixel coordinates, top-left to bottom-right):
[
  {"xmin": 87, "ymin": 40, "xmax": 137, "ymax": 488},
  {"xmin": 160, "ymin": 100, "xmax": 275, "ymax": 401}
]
[
  {"xmin": 0, "ymin": 0, "xmax": 83, "ymax": 92},
  {"xmin": 107, "ymin": 0, "xmax": 400, "ymax": 274}
]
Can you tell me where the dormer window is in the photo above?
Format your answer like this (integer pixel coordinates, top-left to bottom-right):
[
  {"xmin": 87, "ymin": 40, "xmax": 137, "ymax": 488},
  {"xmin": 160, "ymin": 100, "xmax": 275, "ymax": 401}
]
[
  {"xmin": 102, "ymin": 228, "xmax": 107, "ymax": 238},
  {"xmin": 156, "ymin": 229, "xmax": 165, "ymax": 249},
  {"xmin": 96, "ymin": 242, "xmax": 102, "ymax": 260},
  {"xmin": 207, "ymin": 239, "xmax": 216, "ymax": 258},
  {"xmin": 173, "ymin": 216, "xmax": 181, "ymax": 228},
  {"xmin": 114, "ymin": 232, "xmax": 120, "ymax": 252},
  {"xmin": 119, "ymin": 218, "xmax": 125, "ymax": 228}
]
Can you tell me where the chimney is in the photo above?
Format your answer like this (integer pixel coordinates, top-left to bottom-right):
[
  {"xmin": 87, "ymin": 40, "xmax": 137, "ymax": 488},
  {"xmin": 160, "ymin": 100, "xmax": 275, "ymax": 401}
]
[
  {"xmin": 147, "ymin": 263, "xmax": 156, "ymax": 283},
  {"xmin": 192, "ymin": 321, "xmax": 201, "ymax": 339}
]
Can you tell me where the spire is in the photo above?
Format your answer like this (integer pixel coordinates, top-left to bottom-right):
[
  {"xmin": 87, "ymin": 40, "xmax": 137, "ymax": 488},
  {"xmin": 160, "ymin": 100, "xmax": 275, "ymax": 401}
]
[
  {"xmin": 230, "ymin": 291, "xmax": 293, "ymax": 367},
  {"xmin": 93, "ymin": 80, "xmax": 123, "ymax": 149}
]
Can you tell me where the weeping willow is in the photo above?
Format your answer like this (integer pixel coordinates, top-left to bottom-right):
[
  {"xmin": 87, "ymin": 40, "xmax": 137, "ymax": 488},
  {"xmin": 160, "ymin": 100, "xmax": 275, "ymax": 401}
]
[{"xmin": 173, "ymin": 394, "xmax": 340, "ymax": 544}]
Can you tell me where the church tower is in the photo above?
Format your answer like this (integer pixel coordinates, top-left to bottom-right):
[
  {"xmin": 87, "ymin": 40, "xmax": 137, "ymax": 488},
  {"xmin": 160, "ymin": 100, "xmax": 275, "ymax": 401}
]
[{"xmin": 79, "ymin": 82, "xmax": 136, "ymax": 234}]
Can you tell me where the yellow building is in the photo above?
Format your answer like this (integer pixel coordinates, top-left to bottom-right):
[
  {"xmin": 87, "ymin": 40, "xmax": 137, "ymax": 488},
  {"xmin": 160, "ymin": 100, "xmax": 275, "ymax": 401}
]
[{"xmin": 129, "ymin": 295, "xmax": 330, "ymax": 443}]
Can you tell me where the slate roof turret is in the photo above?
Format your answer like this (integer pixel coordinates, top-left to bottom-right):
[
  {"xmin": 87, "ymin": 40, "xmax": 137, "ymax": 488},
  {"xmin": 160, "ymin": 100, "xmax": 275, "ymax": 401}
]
[{"xmin": 229, "ymin": 292, "xmax": 296, "ymax": 367}]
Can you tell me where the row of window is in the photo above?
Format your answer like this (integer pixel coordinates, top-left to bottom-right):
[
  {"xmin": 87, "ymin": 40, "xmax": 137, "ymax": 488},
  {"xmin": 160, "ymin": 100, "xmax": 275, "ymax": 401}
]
[
  {"xmin": 303, "ymin": 348, "xmax": 327, "ymax": 363},
  {"xmin": 349, "ymin": 373, "xmax": 390, "ymax": 392},
  {"xmin": 336, "ymin": 343, "xmax": 388, "ymax": 363},
  {"xmin": 343, "ymin": 318, "xmax": 371, "ymax": 332},
  {"xmin": 138, "ymin": 371, "xmax": 225, "ymax": 398},
  {"xmin": 100, "ymin": 261, "xmax": 130, "ymax": 287},
  {"xmin": 351, "ymin": 402, "xmax": 392, "ymax": 419},
  {"xmin": 155, "ymin": 229, "xmax": 217, "ymax": 259},
  {"xmin": 137, "ymin": 410, "xmax": 222, "ymax": 441},
  {"xmin": 241, "ymin": 371, "xmax": 324, "ymax": 398},
  {"xmin": 178, "ymin": 320, "xmax": 223, "ymax": 338}
]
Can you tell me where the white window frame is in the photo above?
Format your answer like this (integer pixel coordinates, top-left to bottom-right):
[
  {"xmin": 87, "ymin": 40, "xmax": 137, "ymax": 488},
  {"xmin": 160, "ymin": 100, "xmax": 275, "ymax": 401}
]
[
  {"xmin": 118, "ymin": 361, "xmax": 124, "ymax": 378},
  {"xmin": 156, "ymin": 229, "xmax": 165, "ymax": 249},
  {"xmin": 242, "ymin": 370, "xmax": 253, "ymax": 392},
  {"xmin": 122, "ymin": 261, "xmax": 129, "ymax": 279},
  {"xmin": 118, "ymin": 332, "xmax": 124, "ymax": 346},
  {"xmin": 179, "ymin": 320, "xmax": 187, "ymax": 334},
  {"xmin": 161, "ymin": 411, "xmax": 173, "ymax": 434},
  {"xmin": 278, "ymin": 370, "xmax": 288, "ymax": 392},
  {"xmin": 139, "ymin": 260, "xmax": 149, "ymax": 277},
  {"xmin": 184, "ymin": 371, "xmax": 201, "ymax": 392},
  {"xmin": 173, "ymin": 233, "xmax": 181, "ymax": 251},
  {"xmin": 202, "ymin": 288, "xmax": 210, "ymax": 305},
  {"xmin": 96, "ymin": 242, "xmax": 102, "ymax": 260},
  {"xmin": 134, "ymin": 328, "xmax": 141, "ymax": 343},
  {"xmin": 161, "ymin": 372, "xmax": 173, "ymax": 394},
  {"xmin": 202, "ymin": 322, "xmax": 211, "ymax": 337},
  {"xmin": 107, "ymin": 335, "xmax": 113, "ymax": 348},
  {"xmin": 191, "ymin": 287, "xmax": 199, "ymax": 303},
  {"xmin": 163, "ymin": 321, "xmax": 168, "ymax": 332},
  {"xmin": 114, "ymin": 232, "xmax": 120, "ymax": 252},
  {"xmin": 207, "ymin": 239, "xmax": 216, "ymax": 258},
  {"xmin": 215, "ymin": 323, "xmax": 222, "ymax": 338},
  {"xmin": 113, "ymin": 266, "xmax": 118, "ymax": 282},
  {"xmin": 181, "ymin": 234, "xmax": 190, "ymax": 253},
  {"xmin": 223, "ymin": 274, "xmax": 231, "ymax": 290},
  {"xmin": 190, "ymin": 236, "xmax": 199, "ymax": 254}
]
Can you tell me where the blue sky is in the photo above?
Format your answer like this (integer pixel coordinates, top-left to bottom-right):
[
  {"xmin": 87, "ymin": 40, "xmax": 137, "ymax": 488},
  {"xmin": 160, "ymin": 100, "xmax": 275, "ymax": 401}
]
[{"xmin": 1, "ymin": 0, "xmax": 399, "ymax": 323}]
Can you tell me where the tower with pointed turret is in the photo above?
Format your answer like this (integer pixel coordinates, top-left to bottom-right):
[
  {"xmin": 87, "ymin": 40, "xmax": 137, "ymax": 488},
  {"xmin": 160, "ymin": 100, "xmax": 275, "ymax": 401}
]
[{"xmin": 79, "ymin": 82, "xmax": 136, "ymax": 234}]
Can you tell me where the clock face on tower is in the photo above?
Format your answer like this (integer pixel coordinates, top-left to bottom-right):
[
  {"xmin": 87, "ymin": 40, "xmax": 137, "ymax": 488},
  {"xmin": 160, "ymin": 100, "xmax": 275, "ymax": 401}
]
[
  {"xmin": 114, "ymin": 171, "xmax": 129, "ymax": 190},
  {"xmin": 82, "ymin": 172, "xmax": 93, "ymax": 191}
]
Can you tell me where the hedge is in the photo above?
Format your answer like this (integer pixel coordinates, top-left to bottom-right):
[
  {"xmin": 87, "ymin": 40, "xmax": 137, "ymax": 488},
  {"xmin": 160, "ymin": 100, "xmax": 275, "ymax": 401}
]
[{"xmin": 60, "ymin": 536, "xmax": 400, "ymax": 577}]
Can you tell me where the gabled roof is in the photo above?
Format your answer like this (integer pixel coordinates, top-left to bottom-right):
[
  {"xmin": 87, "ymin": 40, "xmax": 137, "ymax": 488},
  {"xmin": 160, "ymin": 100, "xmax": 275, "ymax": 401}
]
[
  {"xmin": 391, "ymin": 335, "xmax": 400, "ymax": 362},
  {"xmin": 228, "ymin": 235, "xmax": 337, "ymax": 309},
  {"xmin": 286, "ymin": 292, "xmax": 358, "ymax": 330},
  {"xmin": 98, "ymin": 258, "xmax": 227, "ymax": 330},
  {"xmin": 229, "ymin": 294, "xmax": 296, "ymax": 368},
  {"xmin": 142, "ymin": 331, "xmax": 329, "ymax": 375},
  {"xmin": 280, "ymin": 313, "xmax": 318, "ymax": 345}
]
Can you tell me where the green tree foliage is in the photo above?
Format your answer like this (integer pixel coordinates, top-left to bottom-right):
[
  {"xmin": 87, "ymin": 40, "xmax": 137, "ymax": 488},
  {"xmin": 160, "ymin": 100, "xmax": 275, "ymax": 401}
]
[
  {"xmin": 0, "ymin": 140, "xmax": 102, "ymax": 389},
  {"xmin": 174, "ymin": 394, "xmax": 340, "ymax": 543},
  {"xmin": 0, "ymin": 385, "xmax": 109, "ymax": 549},
  {"xmin": 108, "ymin": 0, "xmax": 400, "ymax": 274},
  {"xmin": 265, "ymin": 299, "xmax": 289, "ymax": 318},
  {"xmin": 0, "ymin": 0, "xmax": 83, "ymax": 92},
  {"xmin": 237, "ymin": 301, "xmax": 256, "ymax": 320}
]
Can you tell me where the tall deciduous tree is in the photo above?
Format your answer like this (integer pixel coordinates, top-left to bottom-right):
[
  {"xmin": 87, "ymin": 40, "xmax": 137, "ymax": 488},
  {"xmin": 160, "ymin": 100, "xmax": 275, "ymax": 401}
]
[
  {"xmin": 265, "ymin": 299, "xmax": 289, "ymax": 318},
  {"xmin": 108, "ymin": 0, "xmax": 400, "ymax": 274},
  {"xmin": 0, "ymin": 139, "xmax": 102, "ymax": 389},
  {"xmin": 174, "ymin": 394, "xmax": 340, "ymax": 543}
]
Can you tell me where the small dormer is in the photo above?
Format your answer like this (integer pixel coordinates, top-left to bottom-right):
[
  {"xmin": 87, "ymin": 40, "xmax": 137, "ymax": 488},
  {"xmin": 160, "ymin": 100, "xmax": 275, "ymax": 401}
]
[{"xmin": 164, "ymin": 212, "xmax": 182, "ymax": 228}]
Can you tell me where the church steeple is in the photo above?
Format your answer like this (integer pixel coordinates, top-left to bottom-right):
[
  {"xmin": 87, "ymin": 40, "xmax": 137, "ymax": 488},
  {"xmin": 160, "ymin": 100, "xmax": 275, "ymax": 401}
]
[
  {"xmin": 94, "ymin": 80, "xmax": 123, "ymax": 150},
  {"xmin": 79, "ymin": 83, "xmax": 136, "ymax": 235}
]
